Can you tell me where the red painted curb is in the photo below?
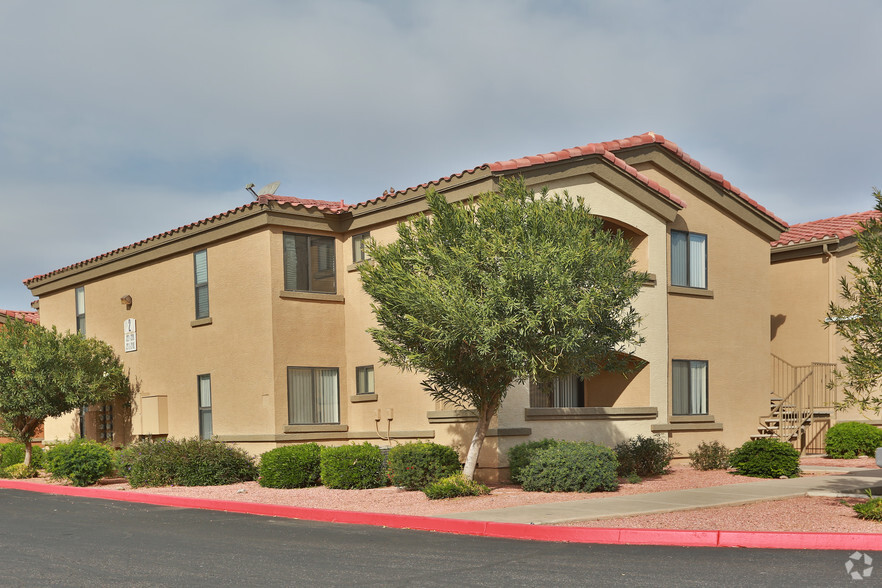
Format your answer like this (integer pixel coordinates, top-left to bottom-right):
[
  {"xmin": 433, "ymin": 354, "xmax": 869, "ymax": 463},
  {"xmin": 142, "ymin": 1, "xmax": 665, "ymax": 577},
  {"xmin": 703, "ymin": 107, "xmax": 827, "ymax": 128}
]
[{"xmin": 3, "ymin": 479, "xmax": 881, "ymax": 550}]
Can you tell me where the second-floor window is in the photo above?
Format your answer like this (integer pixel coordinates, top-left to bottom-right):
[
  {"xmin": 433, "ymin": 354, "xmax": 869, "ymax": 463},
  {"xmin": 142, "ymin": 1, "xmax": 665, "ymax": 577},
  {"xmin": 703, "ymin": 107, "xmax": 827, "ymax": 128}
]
[
  {"xmin": 75, "ymin": 286, "xmax": 86, "ymax": 335},
  {"xmin": 352, "ymin": 232, "xmax": 370, "ymax": 264},
  {"xmin": 283, "ymin": 233, "xmax": 336, "ymax": 294},
  {"xmin": 194, "ymin": 250, "xmax": 209, "ymax": 319},
  {"xmin": 671, "ymin": 230, "xmax": 707, "ymax": 288}
]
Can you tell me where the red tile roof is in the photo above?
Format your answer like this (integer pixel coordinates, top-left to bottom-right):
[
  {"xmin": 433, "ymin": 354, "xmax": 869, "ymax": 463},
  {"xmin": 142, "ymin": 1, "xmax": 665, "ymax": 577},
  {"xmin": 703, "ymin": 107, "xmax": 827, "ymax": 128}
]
[
  {"xmin": 350, "ymin": 132, "xmax": 787, "ymax": 228},
  {"xmin": 772, "ymin": 210, "xmax": 882, "ymax": 247},
  {"xmin": 24, "ymin": 133, "xmax": 786, "ymax": 287},
  {"xmin": 0, "ymin": 309, "xmax": 39, "ymax": 324},
  {"xmin": 257, "ymin": 194, "xmax": 350, "ymax": 213},
  {"xmin": 24, "ymin": 195, "xmax": 350, "ymax": 285}
]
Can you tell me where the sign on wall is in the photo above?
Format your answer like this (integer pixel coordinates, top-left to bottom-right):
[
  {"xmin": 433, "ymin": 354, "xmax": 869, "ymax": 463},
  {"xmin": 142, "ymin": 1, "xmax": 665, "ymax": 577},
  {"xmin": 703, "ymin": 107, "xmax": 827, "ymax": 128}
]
[{"xmin": 124, "ymin": 318, "xmax": 137, "ymax": 352}]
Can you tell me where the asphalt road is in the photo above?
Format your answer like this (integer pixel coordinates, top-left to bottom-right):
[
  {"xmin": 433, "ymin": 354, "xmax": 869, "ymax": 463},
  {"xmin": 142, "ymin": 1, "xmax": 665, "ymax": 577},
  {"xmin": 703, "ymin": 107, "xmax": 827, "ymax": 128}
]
[{"xmin": 0, "ymin": 489, "xmax": 872, "ymax": 587}]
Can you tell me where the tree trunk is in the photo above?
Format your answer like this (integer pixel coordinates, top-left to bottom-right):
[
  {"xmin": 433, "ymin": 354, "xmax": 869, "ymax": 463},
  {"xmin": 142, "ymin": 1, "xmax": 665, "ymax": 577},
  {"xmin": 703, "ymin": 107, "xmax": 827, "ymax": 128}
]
[
  {"xmin": 462, "ymin": 403, "xmax": 495, "ymax": 480},
  {"xmin": 23, "ymin": 439, "xmax": 32, "ymax": 468}
]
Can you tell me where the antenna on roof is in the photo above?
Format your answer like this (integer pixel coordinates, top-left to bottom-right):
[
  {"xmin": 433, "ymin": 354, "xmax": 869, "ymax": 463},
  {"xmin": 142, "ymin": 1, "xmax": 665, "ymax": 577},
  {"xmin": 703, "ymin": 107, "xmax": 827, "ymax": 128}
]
[{"xmin": 245, "ymin": 183, "xmax": 259, "ymax": 199}]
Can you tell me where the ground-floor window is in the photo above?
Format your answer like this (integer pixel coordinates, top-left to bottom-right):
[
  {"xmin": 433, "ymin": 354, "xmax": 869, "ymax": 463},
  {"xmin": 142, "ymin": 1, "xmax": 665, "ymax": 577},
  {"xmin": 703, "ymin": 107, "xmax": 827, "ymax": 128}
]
[
  {"xmin": 198, "ymin": 374, "xmax": 212, "ymax": 439},
  {"xmin": 529, "ymin": 374, "xmax": 585, "ymax": 407},
  {"xmin": 356, "ymin": 365, "xmax": 374, "ymax": 395},
  {"xmin": 672, "ymin": 360, "xmax": 708, "ymax": 415},
  {"xmin": 288, "ymin": 367, "xmax": 340, "ymax": 424}
]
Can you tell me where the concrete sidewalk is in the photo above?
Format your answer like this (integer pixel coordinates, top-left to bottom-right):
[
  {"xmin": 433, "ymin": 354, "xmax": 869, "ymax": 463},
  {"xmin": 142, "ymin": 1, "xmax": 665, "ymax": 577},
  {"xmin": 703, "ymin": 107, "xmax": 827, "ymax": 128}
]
[{"xmin": 443, "ymin": 468, "xmax": 882, "ymax": 525}]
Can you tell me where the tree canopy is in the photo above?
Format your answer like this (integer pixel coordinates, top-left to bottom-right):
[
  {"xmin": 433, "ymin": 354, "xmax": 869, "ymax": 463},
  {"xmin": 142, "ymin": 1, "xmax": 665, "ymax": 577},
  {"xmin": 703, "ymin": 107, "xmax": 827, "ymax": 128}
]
[
  {"xmin": 0, "ymin": 318, "xmax": 132, "ymax": 466},
  {"xmin": 827, "ymin": 189, "xmax": 882, "ymax": 413},
  {"xmin": 358, "ymin": 178, "xmax": 647, "ymax": 478}
]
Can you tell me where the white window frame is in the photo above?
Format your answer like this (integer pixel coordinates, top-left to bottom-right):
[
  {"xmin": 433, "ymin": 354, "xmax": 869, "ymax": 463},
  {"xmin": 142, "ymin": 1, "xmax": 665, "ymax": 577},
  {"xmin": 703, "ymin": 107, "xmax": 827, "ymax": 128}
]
[{"xmin": 194, "ymin": 250, "xmax": 209, "ymax": 319}]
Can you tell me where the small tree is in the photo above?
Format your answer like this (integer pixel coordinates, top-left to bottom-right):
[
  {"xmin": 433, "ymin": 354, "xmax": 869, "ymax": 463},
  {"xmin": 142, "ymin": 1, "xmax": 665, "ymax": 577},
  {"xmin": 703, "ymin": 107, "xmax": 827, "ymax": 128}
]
[
  {"xmin": 827, "ymin": 189, "xmax": 882, "ymax": 413},
  {"xmin": 0, "ymin": 318, "xmax": 132, "ymax": 466},
  {"xmin": 359, "ymin": 178, "xmax": 646, "ymax": 479}
]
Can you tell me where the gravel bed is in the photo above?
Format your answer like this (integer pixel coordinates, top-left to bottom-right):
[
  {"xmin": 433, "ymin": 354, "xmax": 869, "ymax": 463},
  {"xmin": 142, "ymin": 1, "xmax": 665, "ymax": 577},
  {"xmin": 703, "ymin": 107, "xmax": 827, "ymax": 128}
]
[{"xmin": 22, "ymin": 456, "xmax": 882, "ymax": 533}]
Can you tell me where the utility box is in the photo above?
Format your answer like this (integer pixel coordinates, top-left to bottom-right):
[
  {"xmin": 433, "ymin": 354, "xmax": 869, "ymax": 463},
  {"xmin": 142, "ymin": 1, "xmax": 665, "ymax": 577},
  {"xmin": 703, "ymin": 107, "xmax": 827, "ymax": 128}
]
[{"xmin": 138, "ymin": 395, "xmax": 168, "ymax": 436}]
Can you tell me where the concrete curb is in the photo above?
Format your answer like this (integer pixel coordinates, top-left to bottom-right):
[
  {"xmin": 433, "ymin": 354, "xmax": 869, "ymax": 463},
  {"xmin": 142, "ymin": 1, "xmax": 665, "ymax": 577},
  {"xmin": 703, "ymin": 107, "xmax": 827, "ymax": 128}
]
[{"xmin": 3, "ymin": 479, "xmax": 882, "ymax": 551}]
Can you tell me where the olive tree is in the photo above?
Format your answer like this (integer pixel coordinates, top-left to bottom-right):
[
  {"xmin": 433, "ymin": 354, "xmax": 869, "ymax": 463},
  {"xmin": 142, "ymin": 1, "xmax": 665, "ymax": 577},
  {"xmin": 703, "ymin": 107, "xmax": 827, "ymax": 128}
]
[
  {"xmin": 827, "ymin": 189, "xmax": 882, "ymax": 412},
  {"xmin": 359, "ymin": 178, "xmax": 646, "ymax": 479},
  {"xmin": 0, "ymin": 318, "xmax": 132, "ymax": 466}
]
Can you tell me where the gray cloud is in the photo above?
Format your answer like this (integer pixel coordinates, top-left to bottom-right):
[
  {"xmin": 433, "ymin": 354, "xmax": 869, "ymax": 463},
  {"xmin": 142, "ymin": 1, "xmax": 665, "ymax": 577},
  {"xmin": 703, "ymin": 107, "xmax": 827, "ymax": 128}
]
[{"xmin": 2, "ymin": 0, "xmax": 881, "ymax": 309}]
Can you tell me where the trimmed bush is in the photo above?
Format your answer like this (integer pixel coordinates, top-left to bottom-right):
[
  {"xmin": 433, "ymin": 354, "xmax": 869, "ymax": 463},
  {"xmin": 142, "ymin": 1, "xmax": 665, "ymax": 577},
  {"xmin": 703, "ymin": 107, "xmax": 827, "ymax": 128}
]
[
  {"xmin": 507, "ymin": 439, "xmax": 560, "ymax": 484},
  {"xmin": 423, "ymin": 473, "xmax": 490, "ymax": 499},
  {"xmin": 519, "ymin": 441, "xmax": 619, "ymax": 493},
  {"xmin": 386, "ymin": 442, "xmax": 461, "ymax": 490},
  {"xmin": 116, "ymin": 438, "xmax": 257, "ymax": 488},
  {"xmin": 116, "ymin": 439, "xmax": 178, "ymax": 487},
  {"xmin": 615, "ymin": 435, "xmax": 674, "ymax": 477},
  {"xmin": 825, "ymin": 421, "xmax": 882, "ymax": 459},
  {"xmin": 320, "ymin": 442, "xmax": 386, "ymax": 489},
  {"xmin": 259, "ymin": 444, "xmax": 322, "ymax": 489},
  {"xmin": 0, "ymin": 443, "xmax": 44, "ymax": 469},
  {"xmin": 44, "ymin": 438, "xmax": 114, "ymax": 486},
  {"xmin": 729, "ymin": 438, "xmax": 800, "ymax": 478},
  {"xmin": 689, "ymin": 441, "xmax": 731, "ymax": 471}
]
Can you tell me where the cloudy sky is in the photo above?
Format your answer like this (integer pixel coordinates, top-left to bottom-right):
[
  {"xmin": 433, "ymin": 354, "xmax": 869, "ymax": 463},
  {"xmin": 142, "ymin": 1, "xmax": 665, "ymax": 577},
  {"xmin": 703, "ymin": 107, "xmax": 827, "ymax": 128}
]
[{"xmin": 1, "ymin": 0, "xmax": 880, "ymax": 311}]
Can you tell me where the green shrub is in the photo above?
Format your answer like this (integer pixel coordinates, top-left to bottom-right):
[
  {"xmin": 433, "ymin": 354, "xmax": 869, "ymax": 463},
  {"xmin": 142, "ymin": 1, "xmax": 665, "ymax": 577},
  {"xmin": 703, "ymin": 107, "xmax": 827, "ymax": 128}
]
[
  {"xmin": 258, "ymin": 444, "xmax": 322, "ymax": 489},
  {"xmin": 729, "ymin": 438, "xmax": 800, "ymax": 478},
  {"xmin": 320, "ymin": 442, "xmax": 386, "ymax": 489},
  {"xmin": 689, "ymin": 441, "xmax": 731, "ymax": 471},
  {"xmin": 423, "ymin": 473, "xmax": 490, "ymax": 499},
  {"xmin": 4, "ymin": 463, "xmax": 37, "ymax": 479},
  {"xmin": 519, "ymin": 441, "xmax": 619, "ymax": 493},
  {"xmin": 615, "ymin": 435, "xmax": 675, "ymax": 477},
  {"xmin": 506, "ymin": 439, "xmax": 560, "ymax": 484},
  {"xmin": 116, "ymin": 439, "xmax": 179, "ymax": 487},
  {"xmin": 386, "ymin": 442, "xmax": 461, "ymax": 490},
  {"xmin": 853, "ymin": 493, "xmax": 882, "ymax": 521},
  {"xmin": 825, "ymin": 422, "xmax": 882, "ymax": 459},
  {"xmin": 116, "ymin": 438, "xmax": 257, "ymax": 488},
  {"xmin": 44, "ymin": 439, "xmax": 114, "ymax": 486},
  {"xmin": 0, "ymin": 443, "xmax": 44, "ymax": 469}
]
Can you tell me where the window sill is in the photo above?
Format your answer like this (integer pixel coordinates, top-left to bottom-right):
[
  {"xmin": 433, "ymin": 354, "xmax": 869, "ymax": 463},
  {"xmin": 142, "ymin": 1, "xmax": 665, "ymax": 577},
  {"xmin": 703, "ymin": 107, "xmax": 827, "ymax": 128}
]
[
  {"xmin": 524, "ymin": 407, "xmax": 658, "ymax": 421},
  {"xmin": 667, "ymin": 285, "xmax": 714, "ymax": 298},
  {"xmin": 670, "ymin": 414, "xmax": 716, "ymax": 423},
  {"xmin": 351, "ymin": 393, "xmax": 378, "ymax": 403},
  {"xmin": 346, "ymin": 260, "xmax": 369, "ymax": 273},
  {"xmin": 283, "ymin": 424, "xmax": 348, "ymax": 434},
  {"xmin": 190, "ymin": 317, "xmax": 213, "ymax": 328},
  {"xmin": 651, "ymin": 421, "xmax": 723, "ymax": 432},
  {"xmin": 278, "ymin": 290, "xmax": 345, "ymax": 303},
  {"xmin": 427, "ymin": 409, "xmax": 478, "ymax": 423},
  {"xmin": 642, "ymin": 273, "xmax": 657, "ymax": 287}
]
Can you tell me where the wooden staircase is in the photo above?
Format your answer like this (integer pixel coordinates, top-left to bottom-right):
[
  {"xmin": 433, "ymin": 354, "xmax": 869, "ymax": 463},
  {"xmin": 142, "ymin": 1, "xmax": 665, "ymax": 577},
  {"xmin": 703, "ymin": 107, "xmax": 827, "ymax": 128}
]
[{"xmin": 753, "ymin": 356, "xmax": 836, "ymax": 453}]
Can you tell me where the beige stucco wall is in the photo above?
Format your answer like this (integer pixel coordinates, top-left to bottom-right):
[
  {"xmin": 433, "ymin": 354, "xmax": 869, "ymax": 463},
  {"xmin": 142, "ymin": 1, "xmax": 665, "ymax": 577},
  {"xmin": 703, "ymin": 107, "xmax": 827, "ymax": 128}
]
[
  {"xmin": 771, "ymin": 242, "xmax": 881, "ymax": 424},
  {"xmin": 32, "ymin": 148, "xmax": 784, "ymax": 477},
  {"xmin": 636, "ymin": 163, "xmax": 774, "ymax": 453},
  {"xmin": 41, "ymin": 229, "xmax": 276, "ymax": 445}
]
